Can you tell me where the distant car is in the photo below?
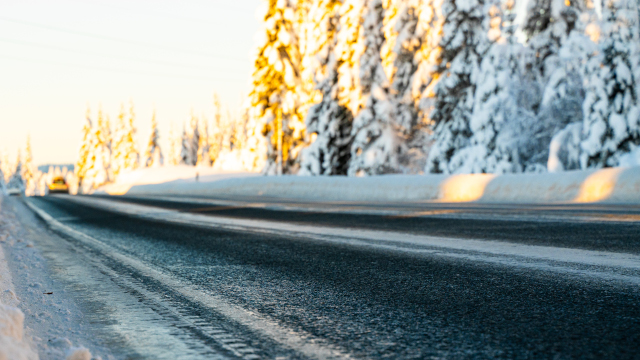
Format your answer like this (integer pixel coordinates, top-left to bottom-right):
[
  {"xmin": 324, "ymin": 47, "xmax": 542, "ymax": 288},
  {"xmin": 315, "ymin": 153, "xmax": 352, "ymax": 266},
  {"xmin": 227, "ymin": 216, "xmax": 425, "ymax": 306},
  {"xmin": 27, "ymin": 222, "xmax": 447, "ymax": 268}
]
[
  {"xmin": 48, "ymin": 177, "xmax": 69, "ymax": 194},
  {"xmin": 6, "ymin": 187, "xmax": 21, "ymax": 196}
]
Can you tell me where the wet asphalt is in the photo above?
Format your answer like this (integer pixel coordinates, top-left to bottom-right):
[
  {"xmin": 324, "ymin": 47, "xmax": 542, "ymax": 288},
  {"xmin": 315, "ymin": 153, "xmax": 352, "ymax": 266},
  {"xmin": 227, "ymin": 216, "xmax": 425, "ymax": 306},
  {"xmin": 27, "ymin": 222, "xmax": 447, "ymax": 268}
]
[{"xmin": 26, "ymin": 196, "xmax": 640, "ymax": 359}]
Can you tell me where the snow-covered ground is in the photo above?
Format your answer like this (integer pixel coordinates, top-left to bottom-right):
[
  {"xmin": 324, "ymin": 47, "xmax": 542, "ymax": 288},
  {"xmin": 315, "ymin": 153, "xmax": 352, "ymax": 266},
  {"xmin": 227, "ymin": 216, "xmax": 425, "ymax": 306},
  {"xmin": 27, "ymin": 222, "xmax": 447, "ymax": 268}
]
[
  {"xmin": 0, "ymin": 222, "xmax": 38, "ymax": 360},
  {"xmin": 0, "ymin": 196, "xmax": 107, "ymax": 360},
  {"xmin": 98, "ymin": 165, "xmax": 258, "ymax": 196},
  {"xmin": 96, "ymin": 165, "xmax": 640, "ymax": 204}
]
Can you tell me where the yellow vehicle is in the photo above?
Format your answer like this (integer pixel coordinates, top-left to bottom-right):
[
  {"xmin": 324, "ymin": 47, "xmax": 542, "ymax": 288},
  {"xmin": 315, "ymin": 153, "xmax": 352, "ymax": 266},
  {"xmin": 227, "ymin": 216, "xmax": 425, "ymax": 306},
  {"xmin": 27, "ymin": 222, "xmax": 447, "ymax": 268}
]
[{"xmin": 48, "ymin": 177, "xmax": 69, "ymax": 194}]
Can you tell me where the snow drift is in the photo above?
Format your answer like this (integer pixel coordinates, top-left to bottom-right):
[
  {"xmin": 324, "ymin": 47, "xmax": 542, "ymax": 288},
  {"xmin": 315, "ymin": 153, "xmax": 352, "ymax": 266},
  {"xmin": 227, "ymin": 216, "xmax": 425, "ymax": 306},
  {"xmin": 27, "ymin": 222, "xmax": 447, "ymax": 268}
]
[{"xmin": 97, "ymin": 165, "xmax": 640, "ymax": 204}]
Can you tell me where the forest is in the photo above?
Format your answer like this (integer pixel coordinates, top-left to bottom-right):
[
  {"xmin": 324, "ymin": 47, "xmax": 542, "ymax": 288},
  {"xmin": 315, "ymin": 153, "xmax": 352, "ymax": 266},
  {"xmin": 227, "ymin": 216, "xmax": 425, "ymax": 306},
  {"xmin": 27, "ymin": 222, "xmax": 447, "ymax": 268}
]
[{"xmin": 6, "ymin": 0, "xmax": 637, "ymax": 195}]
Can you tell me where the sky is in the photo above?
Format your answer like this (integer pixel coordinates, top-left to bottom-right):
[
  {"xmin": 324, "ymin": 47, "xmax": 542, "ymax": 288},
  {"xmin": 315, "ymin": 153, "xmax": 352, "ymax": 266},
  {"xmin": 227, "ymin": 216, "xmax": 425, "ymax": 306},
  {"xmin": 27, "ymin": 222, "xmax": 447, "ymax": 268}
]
[{"xmin": 0, "ymin": 0, "xmax": 261, "ymax": 167}]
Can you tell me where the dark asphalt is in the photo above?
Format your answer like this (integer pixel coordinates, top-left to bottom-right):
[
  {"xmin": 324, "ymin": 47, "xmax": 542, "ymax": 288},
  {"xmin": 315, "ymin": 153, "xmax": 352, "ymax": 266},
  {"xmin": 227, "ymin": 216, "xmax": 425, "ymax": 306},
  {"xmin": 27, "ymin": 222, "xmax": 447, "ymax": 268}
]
[
  {"xmin": 98, "ymin": 194, "xmax": 640, "ymax": 254},
  {"xmin": 27, "ymin": 196, "xmax": 640, "ymax": 359}
]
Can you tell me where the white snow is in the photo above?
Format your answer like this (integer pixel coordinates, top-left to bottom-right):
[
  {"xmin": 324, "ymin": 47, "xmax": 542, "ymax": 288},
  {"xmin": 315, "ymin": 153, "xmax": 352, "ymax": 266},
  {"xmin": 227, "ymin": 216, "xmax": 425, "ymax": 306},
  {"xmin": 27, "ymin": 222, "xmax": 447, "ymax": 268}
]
[
  {"xmin": 95, "ymin": 164, "xmax": 640, "ymax": 204},
  {"xmin": 0, "ymin": 198, "xmax": 38, "ymax": 360},
  {"xmin": 98, "ymin": 165, "xmax": 259, "ymax": 195}
]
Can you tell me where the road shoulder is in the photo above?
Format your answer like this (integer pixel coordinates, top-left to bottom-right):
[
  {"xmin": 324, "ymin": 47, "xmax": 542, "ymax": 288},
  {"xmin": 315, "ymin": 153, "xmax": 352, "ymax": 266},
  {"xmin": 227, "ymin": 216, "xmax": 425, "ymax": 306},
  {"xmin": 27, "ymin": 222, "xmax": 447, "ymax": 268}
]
[{"xmin": 1, "ymin": 196, "xmax": 105, "ymax": 360}]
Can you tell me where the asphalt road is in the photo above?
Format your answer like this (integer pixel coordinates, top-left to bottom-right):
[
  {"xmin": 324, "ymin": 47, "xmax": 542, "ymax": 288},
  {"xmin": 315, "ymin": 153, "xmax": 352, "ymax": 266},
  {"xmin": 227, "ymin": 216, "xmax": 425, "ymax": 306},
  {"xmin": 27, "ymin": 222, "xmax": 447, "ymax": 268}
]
[{"xmin": 22, "ymin": 195, "xmax": 640, "ymax": 359}]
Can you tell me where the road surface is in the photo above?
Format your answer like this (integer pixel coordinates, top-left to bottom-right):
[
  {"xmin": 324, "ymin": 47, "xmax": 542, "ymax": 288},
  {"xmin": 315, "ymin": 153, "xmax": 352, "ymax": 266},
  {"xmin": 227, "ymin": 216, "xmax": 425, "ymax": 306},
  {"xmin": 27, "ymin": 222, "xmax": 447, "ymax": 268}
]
[{"xmin": 12, "ymin": 194, "xmax": 640, "ymax": 359}]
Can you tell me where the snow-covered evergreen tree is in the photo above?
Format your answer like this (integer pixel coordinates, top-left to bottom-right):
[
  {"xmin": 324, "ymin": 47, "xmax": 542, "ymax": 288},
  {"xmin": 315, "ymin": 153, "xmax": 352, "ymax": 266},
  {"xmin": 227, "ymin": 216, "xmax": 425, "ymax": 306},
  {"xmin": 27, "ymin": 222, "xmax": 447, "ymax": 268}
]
[
  {"xmin": 208, "ymin": 94, "xmax": 225, "ymax": 165},
  {"xmin": 112, "ymin": 103, "xmax": 140, "ymax": 178},
  {"xmin": 348, "ymin": 0, "xmax": 406, "ymax": 176},
  {"xmin": 144, "ymin": 111, "xmax": 164, "ymax": 167},
  {"xmin": 189, "ymin": 113, "xmax": 200, "ymax": 166},
  {"xmin": 197, "ymin": 115, "xmax": 211, "ymax": 167},
  {"xmin": 450, "ymin": 0, "xmax": 536, "ymax": 173},
  {"xmin": 1, "ymin": 153, "xmax": 10, "ymax": 185},
  {"xmin": 76, "ymin": 107, "xmax": 93, "ymax": 185},
  {"xmin": 124, "ymin": 102, "xmax": 140, "ymax": 171},
  {"xmin": 382, "ymin": 0, "xmax": 435, "ymax": 171},
  {"xmin": 22, "ymin": 136, "xmax": 36, "ymax": 196},
  {"xmin": 335, "ymin": 0, "xmax": 366, "ymax": 115},
  {"xmin": 426, "ymin": 0, "xmax": 488, "ymax": 174},
  {"xmin": 82, "ymin": 108, "xmax": 112, "ymax": 192},
  {"xmin": 248, "ymin": 0, "xmax": 307, "ymax": 175},
  {"xmin": 179, "ymin": 125, "xmax": 191, "ymax": 165},
  {"xmin": 7, "ymin": 151, "xmax": 24, "ymax": 192},
  {"xmin": 0, "ymin": 155, "xmax": 6, "ymax": 195},
  {"xmin": 581, "ymin": 0, "xmax": 640, "ymax": 168},
  {"xmin": 414, "ymin": 0, "xmax": 444, "ymax": 118},
  {"xmin": 167, "ymin": 123, "xmax": 181, "ymax": 166},
  {"xmin": 299, "ymin": 0, "xmax": 355, "ymax": 175}
]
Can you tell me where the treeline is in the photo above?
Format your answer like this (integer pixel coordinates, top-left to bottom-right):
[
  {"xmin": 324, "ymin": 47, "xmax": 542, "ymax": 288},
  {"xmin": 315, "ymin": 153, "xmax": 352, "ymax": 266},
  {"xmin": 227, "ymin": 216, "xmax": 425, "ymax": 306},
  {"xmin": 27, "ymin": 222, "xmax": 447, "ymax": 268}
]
[
  {"xmin": 75, "ymin": 98, "xmax": 257, "ymax": 192},
  {"xmin": 0, "ymin": 137, "xmax": 61, "ymax": 196},
  {"xmin": 242, "ymin": 0, "xmax": 640, "ymax": 175}
]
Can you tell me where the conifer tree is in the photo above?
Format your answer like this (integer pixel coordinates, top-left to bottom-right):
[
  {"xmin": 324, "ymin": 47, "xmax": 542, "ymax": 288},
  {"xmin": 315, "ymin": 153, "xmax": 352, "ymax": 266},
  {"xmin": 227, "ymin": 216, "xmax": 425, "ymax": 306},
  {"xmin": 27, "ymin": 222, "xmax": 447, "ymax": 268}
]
[
  {"xmin": 0, "ymin": 157, "xmax": 5, "ymax": 195},
  {"xmin": 112, "ymin": 103, "xmax": 139, "ymax": 178},
  {"xmin": 0, "ymin": 153, "xmax": 10, "ymax": 185},
  {"xmin": 300, "ymin": 0, "xmax": 354, "ymax": 175},
  {"xmin": 382, "ymin": 0, "xmax": 435, "ymax": 171},
  {"xmin": 76, "ymin": 107, "xmax": 94, "ymax": 186},
  {"xmin": 209, "ymin": 94, "xmax": 224, "ymax": 165},
  {"xmin": 426, "ymin": 0, "xmax": 488, "ymax": 174},
  {"xmin": 7, "ymin": 151, "xmax": 24, "ymax": 191},
  {"xmin": 197, "ymin": 115, "xmax": 211, "ymax": 167},
  {"xmin": 167, "ymin": 123, "xmax": 181, "ymax": 166},
  {"xmin": 581, "ymin": 0, "xmax": 640, "ymax": 168},
  {"xmin": 248, "ymin": 0, "xmax": 306, "ymax": 174},
  {"xmin": 144, "ymin": 111, "xmax": 164, "ymax": 167},
  {"xmin": 335, "ymin": 0, "xmax": 366, "ymax": 115},
  {"xmin": 124, "ymin": 102, "xmax": 140, "ymax": 171},
  {"xmin": 348, "ymin": 0, "xmax": 406, "ymax": 175},
  {"xmin": 23, "ymin": 135, "xmax": 36, "ymax": 196},
  {"xmin": 83, "ymin": 108, "xmax": 112, "ymax": 191},
  {"xmin": 453, "ymin": 0, "xmax": 524, "ymax": 173},
  {"xmin": 179, "ymin": 125, "xmax": 191, "ymax": 165},
  {"xmin": 189, "ymin": 113, "xmax": 200, "ymax": 166}
]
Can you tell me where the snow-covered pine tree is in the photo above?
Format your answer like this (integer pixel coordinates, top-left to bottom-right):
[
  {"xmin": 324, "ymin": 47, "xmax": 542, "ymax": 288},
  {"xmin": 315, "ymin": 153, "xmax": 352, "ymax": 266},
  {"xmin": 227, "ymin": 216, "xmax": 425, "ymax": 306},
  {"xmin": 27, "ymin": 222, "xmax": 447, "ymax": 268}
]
[
  {"xmin": 239, "ymin": 101, "xmax": 269, "ymax": 171},
  {"xmin": 348, "ymin": 0, "xmax": 406, "ymax": 176},
  {"xmin": 179, "ymin": 124, "xmax": 191, "ymax": 165},
  {"xmin": 581, "ymin": 0, "xmax": 640, "ymax": 168},
  {"xmin": 189, "ymin": 113, "xmax": 200, "ymax": 166},
  {"xmin": 0, "ymin": 163, "xmax": 5, "ymax": 196},
  {"xmin": 167, "ymin": 123, "xmax": 181, "ymax": 166},
  {"xmin": 22, "ymin": 135, "xmax": 36, "ymax": 196},
  {"xmin": 426, "ymin": 0, "xmax": 488, "ymax": 174},
  {"xmin": 208, "ymin": 94, "xmax": 224, "ymax": 165},
  {"xmin": 0, "ymin": 154, "xmax": 6, "ymax": 195},
  {"xmin": 335, "ymin": 0, "xmax": 366, "ymax": 116},
  {"xmin": 414, "ymin": 0, "xmax": 444, "ymax": 118},
  {"xmin": 454, "ymin": 0, "xmax": 527, "ymax": 173},
  {"xmin": 197, "ymin": 114, "xmax": 211, "ymax": 167},
  {"xmin": 7, "ymin": 151, "xmax": 24, "ymax": 192},
  {"xmin": 299, "ymin": 0, "xmax": 355, "ymax": 175},
  {"xmin": 248, "ymin": 0, "xmax": 306, "ymax": 175},
  {"xmin": 0, "ymin": 153, "xmax": 10, "ymax": 185},
  {"xmin": 382, "ymin": 0, "xmax": 435, "ymax": 171},
  {"xmin": 111, "ymin": 104, "xmax": 127, "ymax": 178},
  {"xmin": 103, "ymin": 114, "xmax": 113, "ymax": 174},
  {"xmin": 111, "ymin": 103, "xmax": 139, "ymax": 178},
  {"xmin": 83, "ymin": 108, "xmax": 112, "ymax": 191},
  {"xmin": 144, "ymin": 111, "xmax": 164, "ymax": 167},
  {"xmin": 124, "ymin": 102, "xmax": 140, "ymax": 171},
  {"xmin": 76, "ymin": 107, "xmax": 94, "ymax": 186}
]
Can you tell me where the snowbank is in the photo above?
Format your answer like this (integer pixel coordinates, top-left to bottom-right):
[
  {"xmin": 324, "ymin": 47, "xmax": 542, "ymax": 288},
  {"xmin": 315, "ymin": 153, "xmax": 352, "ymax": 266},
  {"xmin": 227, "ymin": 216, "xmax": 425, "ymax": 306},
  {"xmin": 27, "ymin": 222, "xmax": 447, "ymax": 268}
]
[
  {"xmin": 96, "ymin": 165, "xmax": 640, "ymax": 204},
  {"xmin": 99, "ymin": 165, "xmax": 260, "ymax": 195},
  {"xmin": 0, "ymin": 204, "xmax": 39, "ymax": 360}
]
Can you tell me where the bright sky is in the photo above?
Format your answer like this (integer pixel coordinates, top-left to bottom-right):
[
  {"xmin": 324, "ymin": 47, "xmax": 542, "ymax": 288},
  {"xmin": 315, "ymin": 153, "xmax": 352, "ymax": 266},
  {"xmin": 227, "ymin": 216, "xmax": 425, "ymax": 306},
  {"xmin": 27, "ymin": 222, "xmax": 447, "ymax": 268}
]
[{"xmin": 0, "ymin": 0, "xmax": 261, "ymax": 167}]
